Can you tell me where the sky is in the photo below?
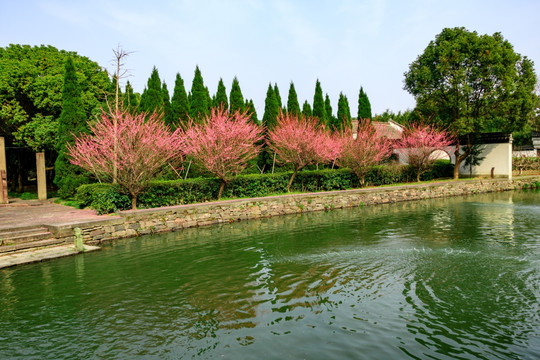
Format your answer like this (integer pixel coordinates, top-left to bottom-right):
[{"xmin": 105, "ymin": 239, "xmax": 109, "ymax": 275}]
[{"xmin": 1, "ymin": 0, "xmax": 539, "ymax": 117}]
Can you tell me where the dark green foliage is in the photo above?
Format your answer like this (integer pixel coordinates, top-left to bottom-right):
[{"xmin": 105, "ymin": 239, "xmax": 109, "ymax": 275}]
[
  {"xmin": 245, "ymin": 99, "xmax": 258, "ymax": 124},
  {"xmin": 215, "ymin": 78, "xmax": 228, "ymax": 110},
  {"xmin": 287, "ymin": 82, "xmax": 300, "ymax": 116},
  {"xmin": 336, "ymin": 92, "xmax": 352, "ymax": 130},
  {"xmin": 357, "ymin": 86, "xmax": 372, "ymax": 119},
  {"xmin": 229, "ymin": 76, "xmax": 244, "ymax": 113},
  {"xmin": 312, "ymin": 79, "xmax": 326, "ymax": 124},
  {"xmin": 0, "ymin": 44, "xmax": 110, "ymax": 153},
  {"xmin": 162, "ymin": 82, "xmax": 172, "ymax": 126},
  {"xmin": 123, "ymin": 81, "xmax": 139, "ymax": 112},
  {"xmin": 170, "ymin": 73, "xmax": 189, "ymax": 129},
  {"xmin": 262, "ymin": 83, "xmax": 279, "ymax": 130},
  {"xmin": 302, "ymin": 101, "xmax": 312, "ymax": 117},
  {"xmin": 325, "ymin": 94, "xmax": 335, "ymax": 127},
  {"xmin": 189, "ymin": 66, "xmax": 209, "ymax": 121},
  {"xmin": 54, "ymin": 57, "xmax": 89, "ymax": 197},
  {"xmin": 274, "ymin": 83, "xmax": 282, "ymax": 109},
  {"xmin": 76, "ymin": 183, "xmax": 130, "ymax": 215},
  {"xmin": 404, "ymin": 27, "xmax": 537, "ymax": 178},
  {"xmin": 140, "ymin": 66, "xmax": 163, "ymax": 114},
  {"xmin": 77, "ymin": 161, "xmax": 454, "ymax": 213}
]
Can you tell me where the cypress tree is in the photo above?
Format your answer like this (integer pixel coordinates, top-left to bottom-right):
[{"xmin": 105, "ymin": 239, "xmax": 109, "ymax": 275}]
[
  {"xmin": 245, "ymin": 99, "xmax": 259, "ymax": 124},
  {"xmin": 336, "ymin": 92, "xmax": 352, "ymax": 130},
  {"xmin": 229, "ymin": 76, "xmax": 244, "ymax": 113},
  {"xmin": 262, "ymin": 83, "xmax": 279, "ymax": 130},
  {"xmin": 205, "ymin": 86, "xmax": 212, "ymax": 113},
  {"xmin": 189, "ymin": 66, "xmax": 209, "ymax": 121},
  {"xmin": 140, "ymin": 66, "xmax": 163, "ymax": 114},
  {"xmin": 215, "ymin": 78, "xmax": 228, "ymax": 110},
  {"xmin": 274, "ymin": 83, "xmax": 282, "ymax": 109},
  {"xmin": 358, "ymin": 86, "xmax": 372, "ymax": 120},
  {"xmin": 123, "ymin": 80, "xmax": 138, "ymax": 112},
  {"xmin": 170, "ymin": 73, "xmax": 189, "ymax": 128},
  {"xmin": 162, "ymin": 82, "xmax": 172, "ymax": 126},
  {"xmin": 312, "ymin": 79, "xmax": 326, "ymax": 124},
  {"xmin": 302, "ymin": 100, "xmax": 312, "ymax": 117},
  {"xmin": 286, "ymin": 82, "xmax": 300, "ymax": 116},
  {"xmin": 325, "ymin": 94, "xmax": 335, "ymax": 126},
  {"xmin": 54, "ymin": 57, "xmax": 89, "ymax": 197}
]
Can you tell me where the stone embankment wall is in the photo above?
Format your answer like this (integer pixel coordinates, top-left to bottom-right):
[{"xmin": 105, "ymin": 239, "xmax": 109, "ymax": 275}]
[{"xmin": 49, "ymin": 177, "xmax": 540, "ymax": 245}]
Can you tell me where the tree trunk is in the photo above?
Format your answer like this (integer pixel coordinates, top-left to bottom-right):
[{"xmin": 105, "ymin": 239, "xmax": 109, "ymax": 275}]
[
  {"xmin": 416, "ymin": 171, "xmax": 421, "ymax": 182},
  {"xmin": 287, "ymin": 168, "xmax": 299, "ymax": 192},
  {"xmin": 131, "ymin": 194, "xmax": 137, "ymax": 210},
  {"xmin": 218, "ymin": 180, "xmax": 226, "ymax": 200}
]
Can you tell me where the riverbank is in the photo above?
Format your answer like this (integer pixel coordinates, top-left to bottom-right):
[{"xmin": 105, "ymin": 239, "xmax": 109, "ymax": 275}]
[{"xmin": 1, "ymin": 175, "xmax": 539, "ymax": 269}]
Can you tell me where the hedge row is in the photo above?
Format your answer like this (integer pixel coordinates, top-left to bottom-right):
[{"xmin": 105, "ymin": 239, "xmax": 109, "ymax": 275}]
[{"xmin": 76, "ymin": 161, "xmax": 453, "ymax": 214}]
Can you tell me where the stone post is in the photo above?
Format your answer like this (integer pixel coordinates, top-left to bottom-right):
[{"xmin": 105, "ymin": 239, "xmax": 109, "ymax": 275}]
[
  {"xmin": 36, "ymin": 152, "xmax": 47, "ymax": 200},
  {"xmin": 0, "ymin": 137, "xmax": 7, "ymax": 204}
]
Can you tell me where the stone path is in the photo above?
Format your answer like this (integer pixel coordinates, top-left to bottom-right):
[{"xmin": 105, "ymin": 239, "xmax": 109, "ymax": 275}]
[
  {"xmin": 0, "ymin": 244, "xmax": 100, "ymax": 269},
  {"xmin": 0, "ymin": 198, "xmax": 114, "ymax": 231},
  {"xmin": 0, "ymin": 197, "xmax": 112, "ymax": 269}
]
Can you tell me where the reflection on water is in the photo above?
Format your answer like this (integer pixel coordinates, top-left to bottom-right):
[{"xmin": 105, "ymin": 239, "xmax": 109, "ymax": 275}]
[{"xmin": 0, "ymin": 190, "xmax": 539, "ymax": 359}]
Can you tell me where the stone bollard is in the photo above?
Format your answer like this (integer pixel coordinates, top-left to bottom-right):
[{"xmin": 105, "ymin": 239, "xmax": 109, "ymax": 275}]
[{"xmin": 74, "ymin": 227, "xmax": 85, "ymax": 252}]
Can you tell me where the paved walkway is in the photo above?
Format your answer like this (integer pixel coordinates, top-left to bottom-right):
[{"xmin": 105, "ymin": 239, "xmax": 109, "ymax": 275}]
[{"xmin": 0, "ymin": 197, "xmax": 116, "ymax": 231}]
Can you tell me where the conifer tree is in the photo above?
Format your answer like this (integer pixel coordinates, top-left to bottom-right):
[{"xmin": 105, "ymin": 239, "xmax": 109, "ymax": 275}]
[
  {"xmin": 302, "ymin": 100, "xmax": 312, "ymax": 117},
  {"xmin": 312, "ymin": 79, "xmax": 326, "ymax": 124},
  {"xmin": 139, "ymin": 66, "xmax": 163, "ymax": 114},
  {"xmin": 245, "ymin": 99, "xmax": 259, "ymax": 124},
  {"xmin": 287, "ymin": 82, "xmax": 300, "ymax": 116},
  {"xmin": 171, "ymin": 73, "xmax": 189, "ymax": 129},
  {"xmin": 229, "ymin": 76, "xmax": 244, "ymax": 113},
  {"xmin": 123, "ymin": 81, "xmax": 138, "ymax": 112},
  {"xmin": 358, "ymin": 86, "xmax": 372, "ymax": 119},
  {"xmin": 262, "ymin": 84, "xmax": 279, "ymax": 131},
  {"xmin": 215, "ymin": 78, "xmax": 228, "ymax": 110},
  {"xmin": 189, "ymin": 66, "xmax": 209, "ymax": 121},
  {"xmin": 325, "ymin": 94, "xmax": 335, "ymax": 127},
  {"xmin": 274, "ymin": 83, "xmax": 282, "ymax": 109},
  {"xmin": 54, "ymin": 57, "xmax": 89, "ymax": 197},
  {"xmin": 336, "ymin": 92, "xmax": 352, "ymax": 130},
  {"xmin": 162, "ymin": 82, "xmax": 173, "ymax": 126}
]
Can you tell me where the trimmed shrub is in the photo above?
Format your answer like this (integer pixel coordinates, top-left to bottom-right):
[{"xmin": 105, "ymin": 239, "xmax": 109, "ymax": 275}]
[{"xmin": 77, "ymin": 162, "xmax": 455, "ymax": 213}]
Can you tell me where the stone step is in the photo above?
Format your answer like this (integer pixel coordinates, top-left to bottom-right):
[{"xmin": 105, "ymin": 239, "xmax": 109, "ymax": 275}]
[
  {"xmin": 0, "ymin": 227, "xmax": 54, "ymax": 246},
  {"xmin": 0, "ymin": 238, "xmax": 66, "ymax": 254}
]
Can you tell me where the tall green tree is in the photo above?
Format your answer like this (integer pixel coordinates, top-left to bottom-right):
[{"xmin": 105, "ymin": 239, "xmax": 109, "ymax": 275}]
[
  {"xmin": 162, "ymin": 82, "xmax": 172, "ymax": 126},
  {"xmin": 229, "ymin": 76, "xmax": 244, "ymax": 113},
  {"xmin": 325, "ymin": 94, "xmax": 335, "ymax": 127},
  {"xmin": 274, "ymin": 83, "xmax": 283, "ymax": 110},
  {"xmin": 336, "ymin": 92, "xmax": 352, "ymax": 130},
  {"xmin": 286, "ymin": 82, "xmax": 300, "ymax": 116},
  {"xmin": 53, "ymin": 58, "xmax": 89, "ymax": 197},
  {"xmin": 123, "ymin": 81, "xmax": 138, "ymax": 112},
  {"xmin": 262, "ymin": 83, "xmax": 279, "ymax": 130},
  {"xmin": 189, "ymin": 66, "xmax": 209, "ymax": 121},
  {"xmin": 214, "ymin": 78, "xmax": 228, "ymax": 110},
  {"xmin": 245, "ymin": 99, "xmax": 258, "ymax": 124},
  {"xmin": 404, "ymin": 27, "xmax": 537, "ymax": 178},
  {"xmin": 140, "ymin": 66, "xmax": 163, "ymax": 114},
  {"xmin": 357, "ymin": 86, "xmax": 372, "ymax": 120},
  {"xmin": 302, "ymin": 100, "xmax": 312, "ymax": 117},
  {"xmin": 170, "ymin": 73, "xmax": 189, "ymax": 129},
  {"xmin": 312, "ymin": 79, "xmax": 326, "ymax": 124}
]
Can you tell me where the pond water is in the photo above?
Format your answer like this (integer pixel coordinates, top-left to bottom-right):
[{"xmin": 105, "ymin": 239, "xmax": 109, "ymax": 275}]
[{"xmin": 1, "ymin": 190, "xmax": 539, "ymax": 359}]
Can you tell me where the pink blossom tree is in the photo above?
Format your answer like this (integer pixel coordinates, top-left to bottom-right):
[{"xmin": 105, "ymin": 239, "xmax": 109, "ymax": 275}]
[
  {"xmin": 396, "ymin": 123, "xmax": 453, "ymax": 182},
  {"xmin": 336, "ymin": 119, "xmax": 393, "ymax": 186},
  {"xmin": 179, "ymin": 107, "xmax": 263, "ymax": 199},
  {"xmin": 268, "ymin": 113, "xmax": 341, "ymax": 191},
  {"xmin": 67, "ymin": 108, "xmax": 184, "ymax": 209}
]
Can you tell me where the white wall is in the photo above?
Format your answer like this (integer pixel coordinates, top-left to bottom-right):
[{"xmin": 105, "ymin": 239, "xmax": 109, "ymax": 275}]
[{"xmin": 458, "ymin": 142, "xmax": 512, "ymax": 179}]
